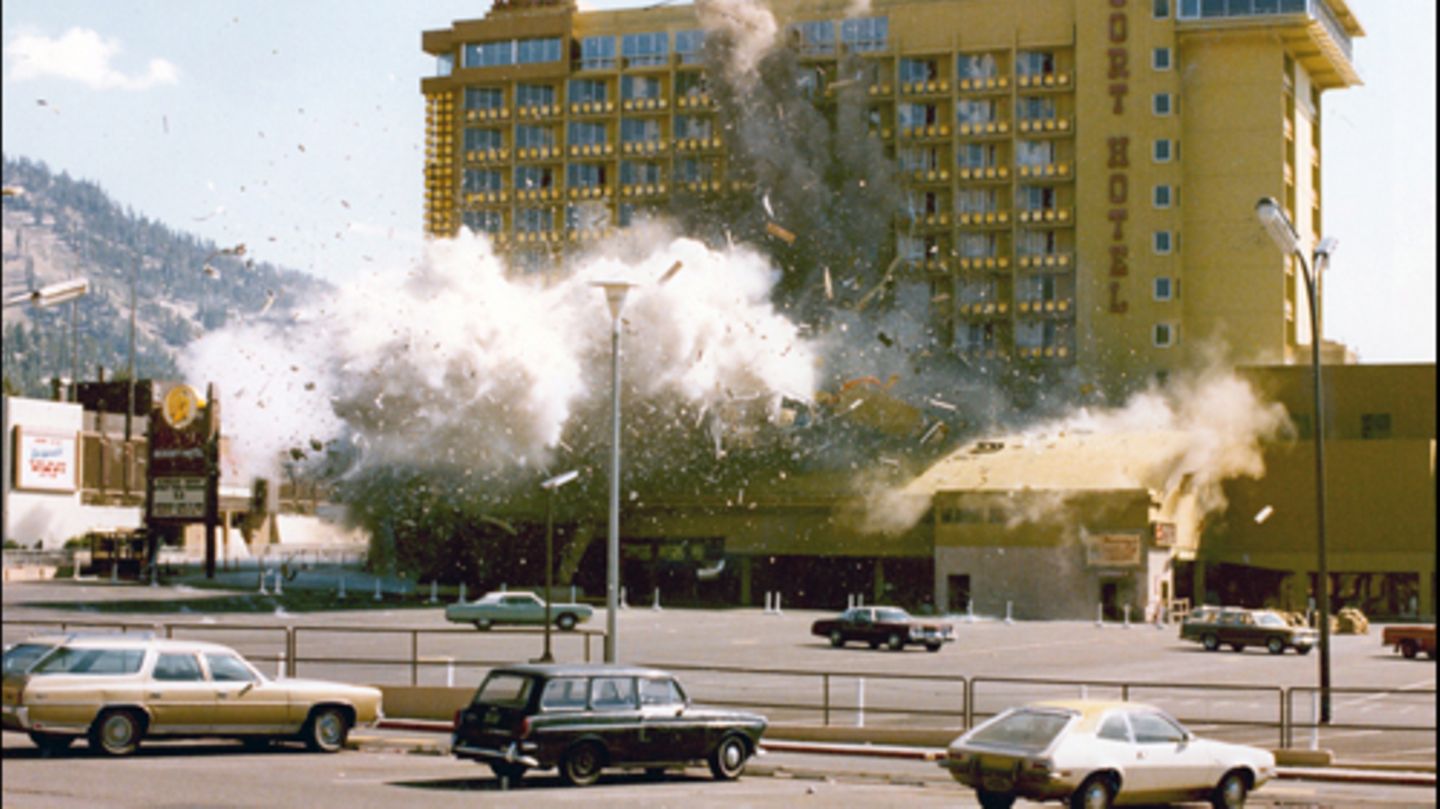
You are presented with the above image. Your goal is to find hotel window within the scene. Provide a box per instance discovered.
[465,87,504,110]
[516,207,553,233]
[1153,231,1174,254]
[516,84,555,108]
[676,72,708,98]
[1153,93,1173,116]
[957,143,997,169]
[960,322,997,350]
[569,79,608,105]
[1153,323,1175,348]
[436,52,454,77]
[620,118,661,144]
[1022,274,1057,302]
[1018,185,1056,213]
[514,165,554,191]
[905,190,944,218]
[675,30,706,64]
[1153,138,1174,162]
[567,163,607,189]
[839,16,888,53]
[622,32,669,67]
[792,20,835,55]
[956,52,997,81]
[464,128,504,151]
[462,210,502,233]
[568,121,607,147]
[898,146,941,172]
[676,158,714,183]
[898,102,940,129]
[464,41,514,68]
[1017,96,1056,121]
[899,57,940,83]
[1361,413,1392,440]
[958,232,997,258]
[515,125,554,149]
[956,98,996,125]
[1153,0,1169,18]
[620,160,663,186]
[462,169,503,193]
[565,202,610,232]
[1018,229,1058,256]
[622,75,662,101]
[580,36,616,70]
[1153,276,1173,301]
[1153,184,1173,208]
[955,188,997,215]
[1015,140,1054,167]
[1152,47,1172,70]
[618,203,637,227]
[1016,50,1056,77]
[674,114,712,140]
[958,278,998,306]
[517,38,562,65]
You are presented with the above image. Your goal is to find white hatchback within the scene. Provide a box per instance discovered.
[942,700,1275,809]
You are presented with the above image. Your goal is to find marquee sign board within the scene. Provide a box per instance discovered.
[1085,532,1142,568]
[12,427,79,493]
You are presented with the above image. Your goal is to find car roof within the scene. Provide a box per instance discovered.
[1022,699,1163,730]
[484,591,537,598]
[491,663,675,679]
[22,634,240,655]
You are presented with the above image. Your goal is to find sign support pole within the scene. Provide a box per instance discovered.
[204,383,219,580]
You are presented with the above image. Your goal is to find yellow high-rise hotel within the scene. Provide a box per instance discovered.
[421,0,1363,395]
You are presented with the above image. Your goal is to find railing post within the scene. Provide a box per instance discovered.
[1281,688,1289,749]
[411,630,420,687]
[823,673,830,726]
[286,626,296,678]
[965,678,974,729]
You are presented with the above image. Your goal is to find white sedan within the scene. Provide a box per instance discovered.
[444,591,594,631]
[942,700,1275,809]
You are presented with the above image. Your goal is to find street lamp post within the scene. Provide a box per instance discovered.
[4,278,89,400]
[535,470,580,664]
[593,281,634,664]
[1255,197,1338,725]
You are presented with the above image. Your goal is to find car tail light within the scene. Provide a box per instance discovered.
[517,716,531,738]
[1026,758,1053,775]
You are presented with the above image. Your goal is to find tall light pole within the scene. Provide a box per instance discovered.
[593,281,634,663]
[4,278,89,399]
[1255,196,1338,725]
[535,469,579,664]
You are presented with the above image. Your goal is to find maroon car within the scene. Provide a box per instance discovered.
[811,606,955,652]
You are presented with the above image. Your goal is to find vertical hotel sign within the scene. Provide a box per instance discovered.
[13,427,79,492]
[1106,0,1131,314]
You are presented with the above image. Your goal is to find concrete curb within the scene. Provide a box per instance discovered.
[364,721,1435,786]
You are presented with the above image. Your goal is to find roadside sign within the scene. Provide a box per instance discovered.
[152,476,207,520]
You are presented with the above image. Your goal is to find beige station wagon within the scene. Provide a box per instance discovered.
[1,634,382,756]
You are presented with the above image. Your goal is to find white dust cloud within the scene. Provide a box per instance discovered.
[696,0,780,91]
[180,226,819,481]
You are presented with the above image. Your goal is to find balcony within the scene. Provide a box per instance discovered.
[1017,207,1073,225]
[908,168,952,185]
[1015,298,1073,316]
[1014,344,1072,360]
[900,124,952,141]
[567,186,611,200]
[1016,117,1072,135]
[1177,0,1360,88]
[464,108,511,122]
[515,145,560,161]
[621,97,669,113]
[675,136,723,152]
[956,210,1010,228]
[956,76,1008,93]
[956,121,1009,137]
[1015,162,1072,180]
[956,166,1010,183]
[465,148,512,163]
[1016,253,1073,270]
[1014,72,1072,90]
[955,256,1011,272]
[514,187,562,202]
[957,300,1011,318]
[567,143,615,158]
[621,140,670,156]
[620,183,668,198]
[516,104,560,120]
[675,93,714,109]
[569,101,616,116]
[901,79,951,96]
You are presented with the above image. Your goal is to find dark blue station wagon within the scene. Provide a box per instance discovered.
[451,663,767,786]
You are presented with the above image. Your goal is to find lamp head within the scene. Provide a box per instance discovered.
[1314,237,1339,259]
[31,277,90,307]
[1255,197,1301,256]
[592,281,635,322]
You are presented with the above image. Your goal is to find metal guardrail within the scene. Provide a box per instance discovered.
[4,618,1433,752]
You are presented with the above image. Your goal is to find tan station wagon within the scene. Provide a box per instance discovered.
[1,634,382,756]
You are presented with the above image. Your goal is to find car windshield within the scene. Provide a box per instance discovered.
[1256,612,1286,627]
[967,709,1072,751]
[876,608,911,622]
[2,643,54,675]
[475,671,534,707]
[31,646,146,675]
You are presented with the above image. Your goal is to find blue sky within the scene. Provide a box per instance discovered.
[2,0,1433,363]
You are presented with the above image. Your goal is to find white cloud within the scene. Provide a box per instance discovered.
[5,27,178,91]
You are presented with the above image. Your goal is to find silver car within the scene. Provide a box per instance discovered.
[444,591,594,631]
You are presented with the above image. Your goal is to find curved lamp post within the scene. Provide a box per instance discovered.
[534,469,579,664]
[4,278,90,400]
[1255,196,1338,725]
[593,281,634,664]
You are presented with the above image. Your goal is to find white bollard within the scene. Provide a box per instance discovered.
[1005,601,1013,624]
[111,561,119,583]
[373,578,383,601]
[966,601,975,623]
[652,588,662,611]
[457,582,466,603]
[430,581,438,604]
[445,657,455,688]
[1096,603,1105,627]
[500,582,507,593]
[774,592,783,616]
[1122,604,1131,629]
[1309,691,1320,751]
[337,575,347,600]
[856,677,866,728]
[273,570,284,597]
[1154,604,1166,630]
[620,586,629,610]
[763,592,773,614]
[259,568,270,595]
[570,585,577,603]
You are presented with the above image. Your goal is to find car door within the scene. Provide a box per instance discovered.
[1121,709,1196,802]
[205,652,293,733]
[504,594,543,623]
[849,609,877,643]
[588,676,641,763]
[147,651,216,733]
[636,676,696,762]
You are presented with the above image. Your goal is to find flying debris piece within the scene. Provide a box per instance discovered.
[162,115,169,134]
[289,448,306,461]
[879,457,900,467]
[854,255,903,312]
[926,397,958,411]
[828,78,857,91]
[919,421,945,445]
[0,186,24,197]
[823,267,834,300]
[257,290,277,316]
[931,292,951,303]
[36,99,47,106]
[761,193,775,219]
[298,143,306,152]
[764,222,796,244]
[202,264,221,279]
[479,515,517,535]
[1254,505,1274,524]
[876,331,894,347]
[304,381,316,391]
[309,438,324,452]
[341,200,351,209]
[658,260,684,285]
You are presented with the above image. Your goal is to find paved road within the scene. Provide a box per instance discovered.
[5,578,1434,764]
[2,733,1434,808]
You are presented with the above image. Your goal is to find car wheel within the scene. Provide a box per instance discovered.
[1267,637,1286,655]
[28,732,74,755]
[829,630,845,648]
[489,761,527,783]
[1211,769,1249,809]
[708,734,749,780]
[1070,774,1116,809]
[1229,643,1245,653]
[1203,633,1220,651]
[1400,640,1419,659]
[868,641,880,650]
[1296,644,1313,655]
[560,741,605,787]
[89,709,145,757]
[975,789,1017,809]
[926,642,942,653]
[302,706,351,753]
[887,633,904,651]
[474,619,493,631]
[556,613,578,631]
